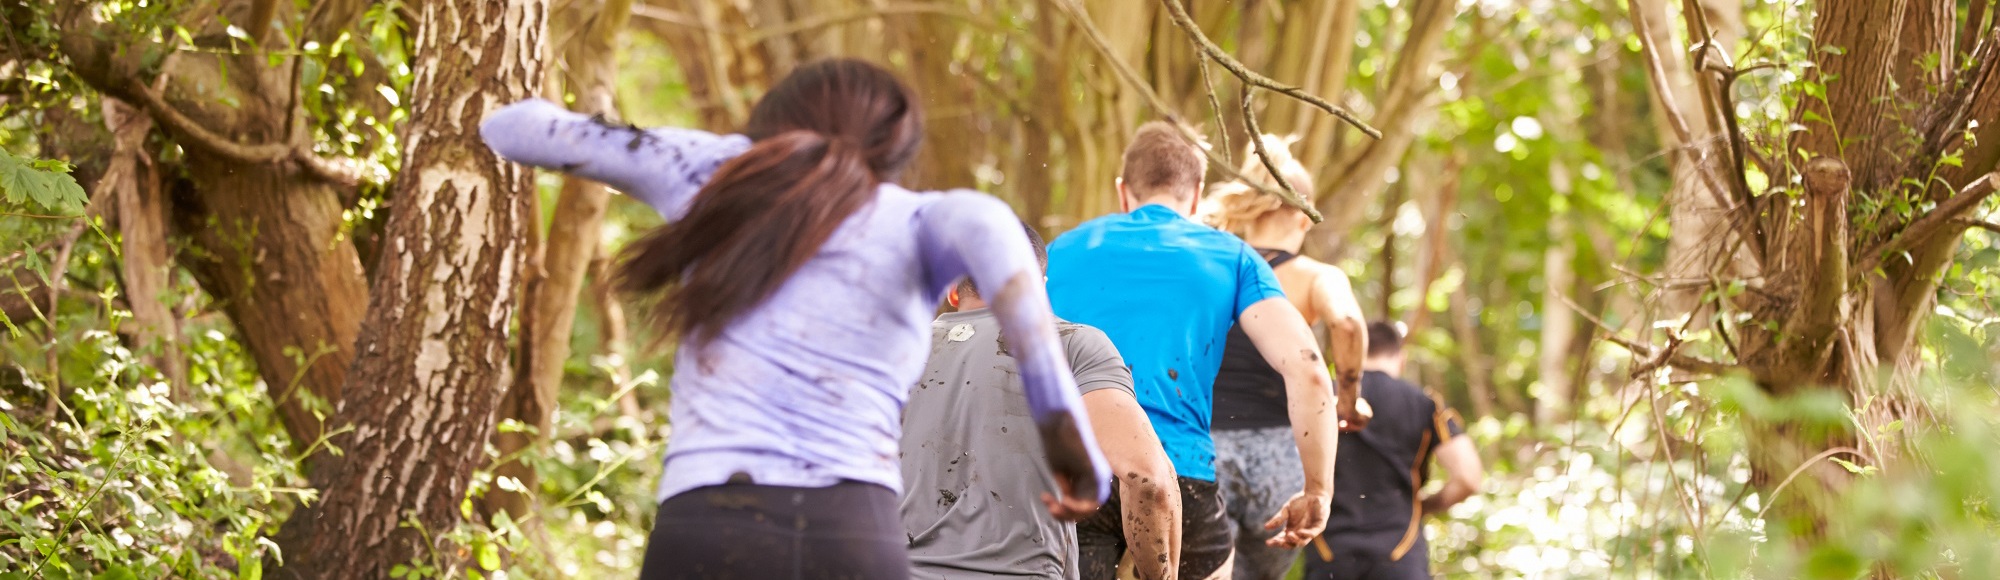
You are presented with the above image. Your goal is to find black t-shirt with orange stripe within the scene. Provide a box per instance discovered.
[1324,371,1465,549]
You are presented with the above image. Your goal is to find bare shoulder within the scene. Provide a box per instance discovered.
[1288,255,1353,285]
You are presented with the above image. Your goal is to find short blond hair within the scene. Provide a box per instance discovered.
[1120,121,1206,200]
[1197,134,1315,235]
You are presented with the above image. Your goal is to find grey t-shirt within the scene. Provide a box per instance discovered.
[901,309,1135,579]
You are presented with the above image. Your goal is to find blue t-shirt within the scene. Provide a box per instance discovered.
[1046,204,1286,481]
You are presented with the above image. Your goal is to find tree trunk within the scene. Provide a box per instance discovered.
[56,4,371,450]
[1619,0,2000,549]
[487,0,632,522]
[101,98,186,390]
[273,0,545,575]
[175,148,367,448]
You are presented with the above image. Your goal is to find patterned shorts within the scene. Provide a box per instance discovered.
[1214,426,1307,580]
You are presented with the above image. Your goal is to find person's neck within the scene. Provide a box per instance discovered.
[1242,225,1306,253]
[1362,358,1399,376]
[1132,195,1190,216]
[957,296,990,311]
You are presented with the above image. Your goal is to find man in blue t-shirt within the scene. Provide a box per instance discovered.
[1050,122,1352,580]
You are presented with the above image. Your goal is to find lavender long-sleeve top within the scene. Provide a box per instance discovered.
[479,100,1108,503]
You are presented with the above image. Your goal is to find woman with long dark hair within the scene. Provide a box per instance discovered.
[480,59,1107,579]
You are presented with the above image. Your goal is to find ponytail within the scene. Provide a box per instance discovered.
[619,131,879,345]
[618,58,922,347]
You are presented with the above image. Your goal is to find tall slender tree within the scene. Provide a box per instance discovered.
[271,0,545,574]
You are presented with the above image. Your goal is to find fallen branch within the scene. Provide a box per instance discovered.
[1157,0,1380,139]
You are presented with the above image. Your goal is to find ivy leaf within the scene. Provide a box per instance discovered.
[0,149,88,215]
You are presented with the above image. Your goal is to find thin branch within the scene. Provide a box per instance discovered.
[124,76,362,189]
[124,81,288,162]
[1754,447,1866,523]
[1046,0,1323,221]
[1557,290,1733,376]
[0,212,86,220]
[1239,89,1317,221]
[1860,170,2000,276]
[1155,0,1381,139]
[1628,1,1764,268]
[1194,40,1230,168]
[1956,218,2000,234]
[742,3,1032,53]
[629,3,702,29]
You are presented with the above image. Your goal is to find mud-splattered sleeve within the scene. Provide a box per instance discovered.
[478,99,752,221]
[917,191,1111,500]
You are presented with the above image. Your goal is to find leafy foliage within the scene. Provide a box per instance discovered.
[0,150,86,216]
[3,0,1999,577]
[0,256,306,578]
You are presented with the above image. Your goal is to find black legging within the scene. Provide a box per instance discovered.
[638,481,909,580]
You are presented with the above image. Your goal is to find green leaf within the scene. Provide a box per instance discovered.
[1881,419,1904,435]
[0,149,88,214]
[1830,457,1876,475]
[93,565,137,580]
[476,542,500,571]
[389,564,409,579]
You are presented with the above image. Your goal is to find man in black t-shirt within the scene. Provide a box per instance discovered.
[1305,322,1483,580]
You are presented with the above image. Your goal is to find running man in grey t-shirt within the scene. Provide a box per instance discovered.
[902,224,1183,580]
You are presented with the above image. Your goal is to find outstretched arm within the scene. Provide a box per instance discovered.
[917,192,1110,511]
[1309,262,1369,430]
[1239,298,1339,549]
[478,99,752,220]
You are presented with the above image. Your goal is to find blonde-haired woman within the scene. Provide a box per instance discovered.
[1199,136,1368,580]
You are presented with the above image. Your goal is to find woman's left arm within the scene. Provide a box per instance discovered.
[479,99,751,220]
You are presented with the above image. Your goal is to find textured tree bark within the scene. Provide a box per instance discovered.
[100,99,186,391]
[487,0,632,522]
[273,0,545,575]
[1657,0,2000,549]
[1791,0,1906,190]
